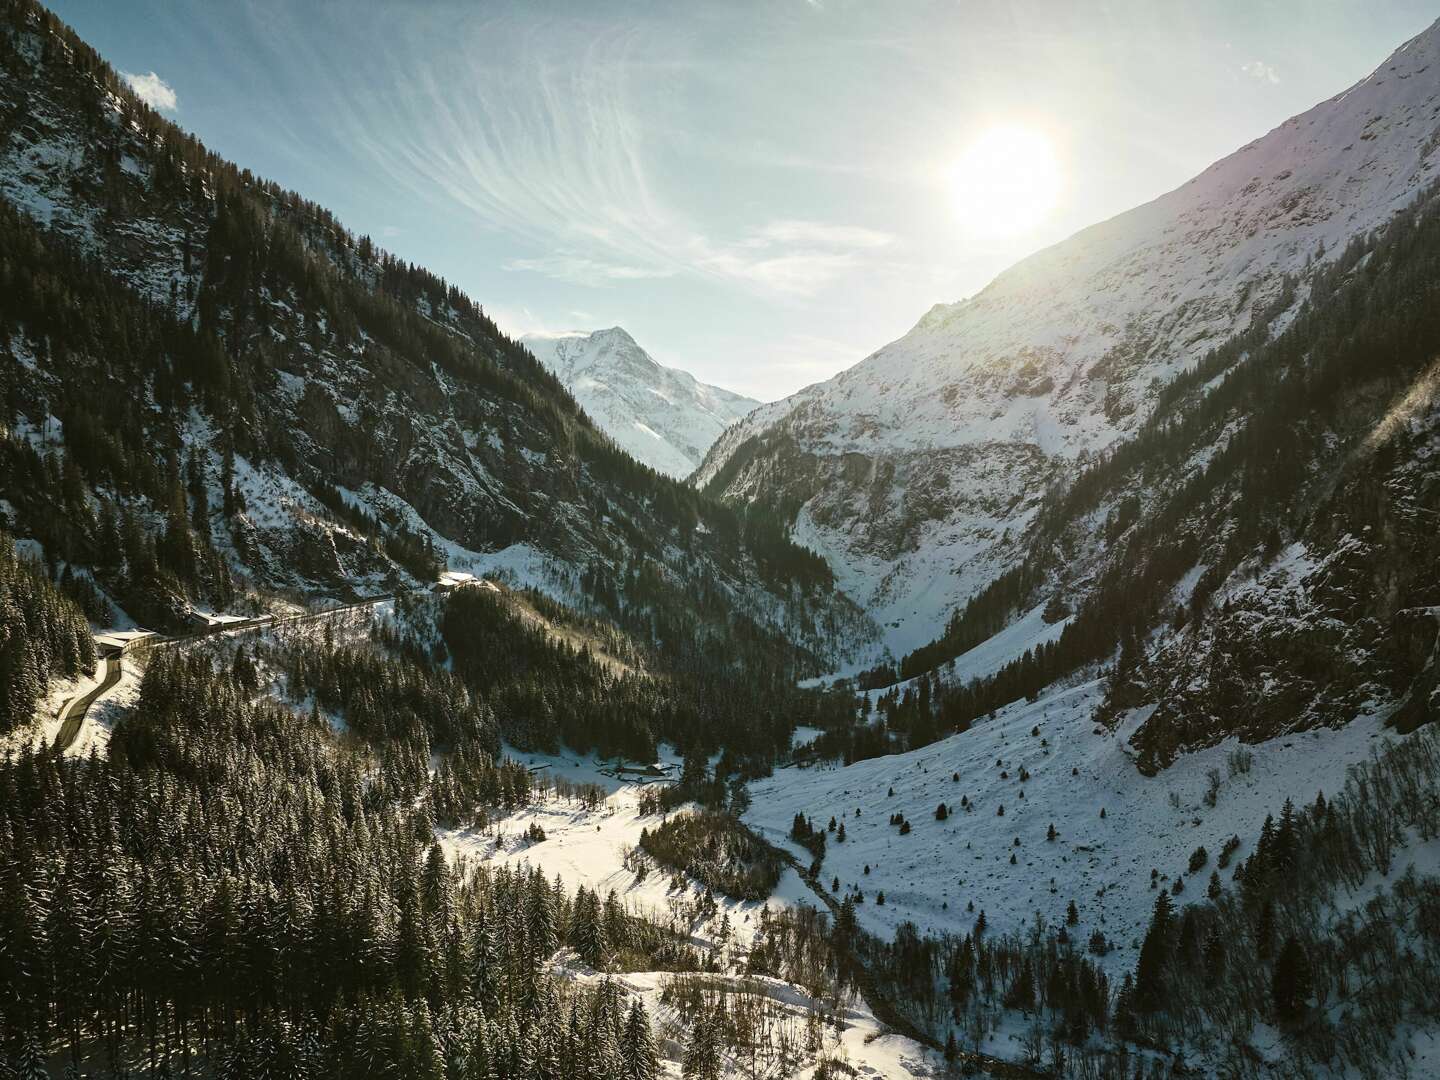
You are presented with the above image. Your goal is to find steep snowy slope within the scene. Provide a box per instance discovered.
[699,18,1440,657]
[522,328,758,479]
[746,673,1440,1074]
[748,679,1401,968]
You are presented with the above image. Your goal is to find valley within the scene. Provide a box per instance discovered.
[4,2,1440,1078]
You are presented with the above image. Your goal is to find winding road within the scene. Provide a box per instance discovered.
[52,654,125,751]
[48,583,463,753]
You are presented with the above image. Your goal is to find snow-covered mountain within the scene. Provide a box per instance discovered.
[521,327,758,479]
[698,18,1440,658]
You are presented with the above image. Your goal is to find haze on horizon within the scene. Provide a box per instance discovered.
[48,0,1438,402]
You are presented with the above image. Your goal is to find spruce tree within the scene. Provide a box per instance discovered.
[1134,890,1173,1013]
[621,1000,659,1080]
[682,1011,722,1080]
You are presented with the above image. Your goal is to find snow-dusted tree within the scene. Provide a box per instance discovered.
[621,1000,659,1080]
[682,1010,723,1080]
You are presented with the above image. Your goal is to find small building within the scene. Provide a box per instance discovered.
[613,761,675,778]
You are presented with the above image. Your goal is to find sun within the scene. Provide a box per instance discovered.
[948,124,1062,235]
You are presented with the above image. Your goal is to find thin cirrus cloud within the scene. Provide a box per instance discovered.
[695,219,896,297]
[502,253,676,287]
[506,219,895,296]
[743,220,894,251]
[276,7,895,302]
[121,70,178,111]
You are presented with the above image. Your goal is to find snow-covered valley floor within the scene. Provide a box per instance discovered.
[439,745,943,1079]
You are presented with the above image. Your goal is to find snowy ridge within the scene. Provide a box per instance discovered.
[698,18,1440,656]
[522,327,758,479]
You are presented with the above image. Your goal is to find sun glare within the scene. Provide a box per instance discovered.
[948,124,1062,235]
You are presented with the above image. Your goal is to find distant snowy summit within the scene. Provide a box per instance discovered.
[521,327,758,479]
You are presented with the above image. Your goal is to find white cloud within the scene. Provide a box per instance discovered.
[710,331,859,400]
[486,304,557,340]
[1241,60,1280,85]
[745,220,894,251]
[310,17,895,304]
[501,218,887,298]
[502,219,892,298]
[698,247,862,298]
[503,254,676,287]
[121,70,178,112]
[697,219,897,297]
[764,332,859,382]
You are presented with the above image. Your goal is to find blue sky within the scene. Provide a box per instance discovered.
[50,0,1437,401]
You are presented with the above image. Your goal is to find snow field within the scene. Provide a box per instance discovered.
[745,677,1407,975]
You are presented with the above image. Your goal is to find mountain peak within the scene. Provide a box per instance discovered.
[520,327,757,478]
[1387,15,1440,62]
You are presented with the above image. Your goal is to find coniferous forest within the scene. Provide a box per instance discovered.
[0,595,763,1078]
[7,0,1440,1077]
[0,535,95,732]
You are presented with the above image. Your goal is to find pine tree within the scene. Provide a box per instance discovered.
[527,873,558,958]
[12,1033,47,1080]
[421,842,452,919]
[682,1010,722,1080]
[1274,798,1297,874]
[570,887,608,970]
[1203,925,1226,986]
[1005,959,1036,1011]
[1255,899,1275,960]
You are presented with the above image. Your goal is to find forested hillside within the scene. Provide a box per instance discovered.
[0,0,871,681]
[0,531,94,732]
[0,635,686,1077]
[0,581,877,1077]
